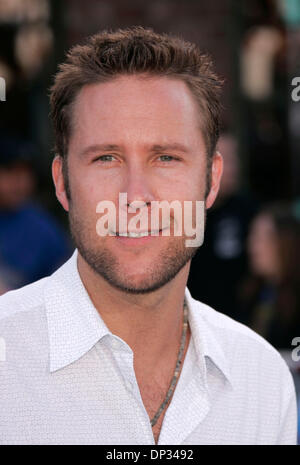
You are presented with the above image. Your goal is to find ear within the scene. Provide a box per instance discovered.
[205,151,223,209]
[52,155,69,212]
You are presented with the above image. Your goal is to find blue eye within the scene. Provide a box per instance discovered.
[95,155,116,162]
[159,155,177,162]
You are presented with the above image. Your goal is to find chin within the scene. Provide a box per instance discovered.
[115,275,158,291]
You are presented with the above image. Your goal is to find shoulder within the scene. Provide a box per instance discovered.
[194,300,298,444]
[0,276,48,323]
[199,300,273,344]
[0,277,51,379]
[190,297,297,430]
[191,297,294,380]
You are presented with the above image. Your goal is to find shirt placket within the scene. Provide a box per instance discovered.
[109,335,155,444]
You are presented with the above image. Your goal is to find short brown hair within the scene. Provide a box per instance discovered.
[49,26,223,173]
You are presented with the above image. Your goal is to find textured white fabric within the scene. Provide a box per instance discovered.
[0,249,297,445]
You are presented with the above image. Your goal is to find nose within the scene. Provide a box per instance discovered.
[119,163,156,213]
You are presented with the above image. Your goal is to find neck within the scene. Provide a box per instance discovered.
[77,252,191,367]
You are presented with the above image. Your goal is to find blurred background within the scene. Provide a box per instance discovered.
[0,0,299,442]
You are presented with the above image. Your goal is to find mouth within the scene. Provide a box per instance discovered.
[110,226,169,239]
[109,226,171,242]
[115,229,161,238]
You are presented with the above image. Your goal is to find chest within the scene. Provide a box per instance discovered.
[133,330,192,443]
[137,378,173,444]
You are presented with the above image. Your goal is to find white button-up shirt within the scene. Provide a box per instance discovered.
[0,249,297,445]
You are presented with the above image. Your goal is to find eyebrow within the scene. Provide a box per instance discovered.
[79,143,191,158]
[79,144,121,159]
[149,143,190,154]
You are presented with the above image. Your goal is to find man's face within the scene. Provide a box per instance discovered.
[53,75,222,293]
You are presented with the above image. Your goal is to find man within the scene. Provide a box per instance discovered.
[0,27,297,445]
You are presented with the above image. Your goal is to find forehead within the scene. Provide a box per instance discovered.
[70,75,203,145]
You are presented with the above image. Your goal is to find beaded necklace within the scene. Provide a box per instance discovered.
[150,299,189,427]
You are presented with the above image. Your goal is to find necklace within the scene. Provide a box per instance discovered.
[150,298,189,427]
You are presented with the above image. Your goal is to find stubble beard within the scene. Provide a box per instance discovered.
[68,201,203,295]
[63,154,207,294]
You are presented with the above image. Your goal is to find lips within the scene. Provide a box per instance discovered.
[112,227,170,237]
[115,229,162,237]
[118,231,154,237]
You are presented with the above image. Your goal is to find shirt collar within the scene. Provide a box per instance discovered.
[185,287,234,390]
[44,249,233,389]
[44,249,110,372]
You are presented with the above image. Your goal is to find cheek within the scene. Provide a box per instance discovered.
[70,168,117,206]
[164,169,205,201]
[186,176,206,201]
[75,182,97,206]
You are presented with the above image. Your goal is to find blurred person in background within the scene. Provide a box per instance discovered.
[238,203,300,349]
[0,134,73,293]
[188,132,258,320]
